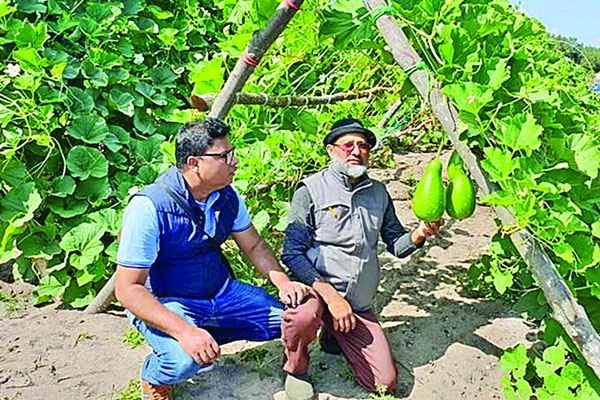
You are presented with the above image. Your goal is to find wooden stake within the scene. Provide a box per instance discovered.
[208,0,305,119]
[364,0,600,377]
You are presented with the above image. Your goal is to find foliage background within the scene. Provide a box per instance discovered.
[1,0,600,397]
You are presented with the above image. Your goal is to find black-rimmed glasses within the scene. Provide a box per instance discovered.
[201,147,236,165]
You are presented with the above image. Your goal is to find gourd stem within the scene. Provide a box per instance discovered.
[435,136,446,160]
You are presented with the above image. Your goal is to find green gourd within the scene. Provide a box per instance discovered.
[412,159,445,222]
[446,169,476,219]
[447,150,464,181]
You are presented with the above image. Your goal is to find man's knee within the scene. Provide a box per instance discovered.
[159,346,200,382]
[376,368,397,393]
[282,307,321,332]
[359,368,397,393]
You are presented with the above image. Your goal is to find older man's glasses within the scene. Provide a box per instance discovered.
[333,141,371,155]
[201,147,236,165]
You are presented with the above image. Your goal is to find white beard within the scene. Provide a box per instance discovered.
[332,155,368,178]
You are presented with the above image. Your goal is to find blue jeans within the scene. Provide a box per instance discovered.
[127,278,284,385]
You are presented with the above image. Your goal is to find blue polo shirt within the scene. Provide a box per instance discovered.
[117,188,252,269]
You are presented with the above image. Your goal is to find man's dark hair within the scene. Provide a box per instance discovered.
[175,118,231,169]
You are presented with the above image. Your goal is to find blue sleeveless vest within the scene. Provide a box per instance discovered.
[135,166,238,299]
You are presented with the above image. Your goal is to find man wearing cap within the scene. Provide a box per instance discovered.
[279,118,443,399]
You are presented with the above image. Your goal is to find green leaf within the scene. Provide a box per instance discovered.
[66,146,108,179]
[150,67,177,90]
[49,175,76,197]
[66,114,109,144]
[592,221,600,239]
[147,4,173,19]
[189,56,225,94]
[481,147,517,182]
[104,125,131,152]
[486,57,510,90]
[0,0,17,18]
[109,89,135,117]
[137,165,158,184]
[560,362,583,389]
[500,344,528,378]
[0,182,42,227]
[492,267,513,295]
[16,21,48,49]
[67,87,95,114]
[132,135,165,163]
[0,160,27,187]
[570,134,600,179]
[134,108,156,134]
[87,209,120,235]
[60,222,106,270]
[498,114,542,155]
[13,47,43,72]
[253,210,269,233]
[18,234,61,259]
[16,0,46,14]
[294,111,318,134]
[441,82,494,115]
[74,177,111,203]
[47,196,89,218]
[34,274,70,305]
[81,60,108,87]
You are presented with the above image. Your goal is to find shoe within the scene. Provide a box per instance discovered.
[141,380,172,400]
[319,329,342,355]
[284,374,315,400]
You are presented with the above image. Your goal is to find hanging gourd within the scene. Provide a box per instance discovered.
[446,167,476,220]
[412,158,446,222]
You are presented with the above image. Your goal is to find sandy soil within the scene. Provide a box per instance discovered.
[0,151,533,400]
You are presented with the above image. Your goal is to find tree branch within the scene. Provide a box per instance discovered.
[191,88,393,111]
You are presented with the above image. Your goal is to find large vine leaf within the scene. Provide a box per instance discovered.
[66,146,108,179]
[0,159,27,187]
[49,175,76,197]
[66,114,109,144]
[87,209,120,235]
[498,114,543,156]
[570,134,600,180]
[18,234,61,260]
[74,177,112,203]
[60,222,106,270]
[46,196,89,218]
[0,182,42,226]
[109,88,135,117]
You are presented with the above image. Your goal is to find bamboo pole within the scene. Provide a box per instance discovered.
[85,0,304,314]
[363,0,600,377]
[208,0,304,119]
[191,87,392,111]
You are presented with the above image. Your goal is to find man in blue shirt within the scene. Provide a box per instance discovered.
[115,118,309,400]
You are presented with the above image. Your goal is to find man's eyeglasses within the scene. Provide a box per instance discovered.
[333,141,371,155]
[201,147,236,165]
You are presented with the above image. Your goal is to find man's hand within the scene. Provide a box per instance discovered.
[277,280,311,308]
[327,293,356,333]
[177,326,221,365]
[411,219,444,244]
